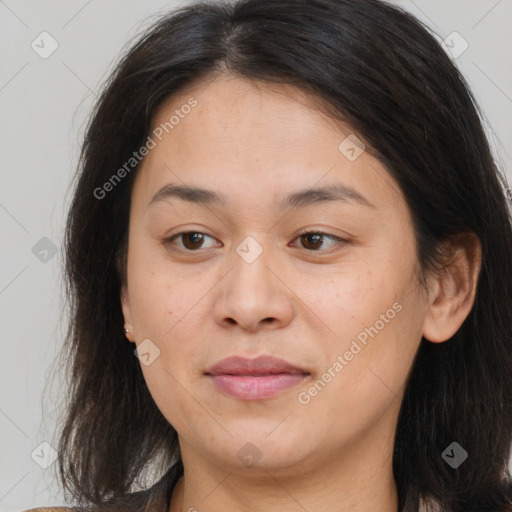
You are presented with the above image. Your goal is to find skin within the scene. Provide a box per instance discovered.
[121,73,481,512]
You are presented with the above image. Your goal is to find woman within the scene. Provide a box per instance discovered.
[26,0,512,511]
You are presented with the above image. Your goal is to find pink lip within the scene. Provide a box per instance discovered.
[205,355,310,401]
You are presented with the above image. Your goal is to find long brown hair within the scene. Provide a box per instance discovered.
[56,0,512,511]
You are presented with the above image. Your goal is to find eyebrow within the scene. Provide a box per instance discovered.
[148,182,375,210]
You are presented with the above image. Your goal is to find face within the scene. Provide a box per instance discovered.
[121,74,429,475]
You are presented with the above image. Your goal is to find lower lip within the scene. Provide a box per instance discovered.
[207,373,309,400]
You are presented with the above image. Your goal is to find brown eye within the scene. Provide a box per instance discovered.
[165,231,218,251]
[163,230,347,254]
[294,231,347,252]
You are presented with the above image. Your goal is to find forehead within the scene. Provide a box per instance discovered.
[153,73,346,144]
[132,74,404,215]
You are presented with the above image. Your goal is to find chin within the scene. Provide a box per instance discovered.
[211,428,314,469]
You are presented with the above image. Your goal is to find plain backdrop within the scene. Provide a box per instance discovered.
[0,1,511,510]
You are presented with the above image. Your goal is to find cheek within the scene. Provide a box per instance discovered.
[127,240,199,336]
[141,361,201,436]
[298,299,418,445]
[307,259,419,399]
[127,245,216,376]
[294,264,404,348]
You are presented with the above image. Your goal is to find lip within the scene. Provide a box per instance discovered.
[206,355,308,376]
[205,355,310,401]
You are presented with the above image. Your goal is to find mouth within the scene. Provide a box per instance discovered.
[205,355,310,401]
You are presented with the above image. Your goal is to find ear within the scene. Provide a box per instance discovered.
[121,283,135,343]
[422,232,482,343]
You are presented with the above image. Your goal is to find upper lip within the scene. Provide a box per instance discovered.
[205,355,310,376]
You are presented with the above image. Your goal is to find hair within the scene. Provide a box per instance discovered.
[56,0,512,511]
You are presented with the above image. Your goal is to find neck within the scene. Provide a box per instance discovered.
[169,423,399,512]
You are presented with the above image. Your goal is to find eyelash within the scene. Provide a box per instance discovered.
[163,230,348,254]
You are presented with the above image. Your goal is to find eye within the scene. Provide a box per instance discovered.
[164,231,219,251]
[291,230,347,252]
[163,230,347,253]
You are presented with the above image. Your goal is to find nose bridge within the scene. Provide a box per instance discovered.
[229,234,275,299]
[214,233,294,331]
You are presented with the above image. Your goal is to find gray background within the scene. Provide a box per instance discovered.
[0,1,511,510]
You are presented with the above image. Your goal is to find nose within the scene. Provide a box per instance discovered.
[212,238,295,333]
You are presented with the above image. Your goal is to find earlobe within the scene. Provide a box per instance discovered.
[121,284,135,342]
[422,233,482,343]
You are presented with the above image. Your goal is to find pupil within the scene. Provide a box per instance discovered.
[185,232,203,249]
[304,234,321,250]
